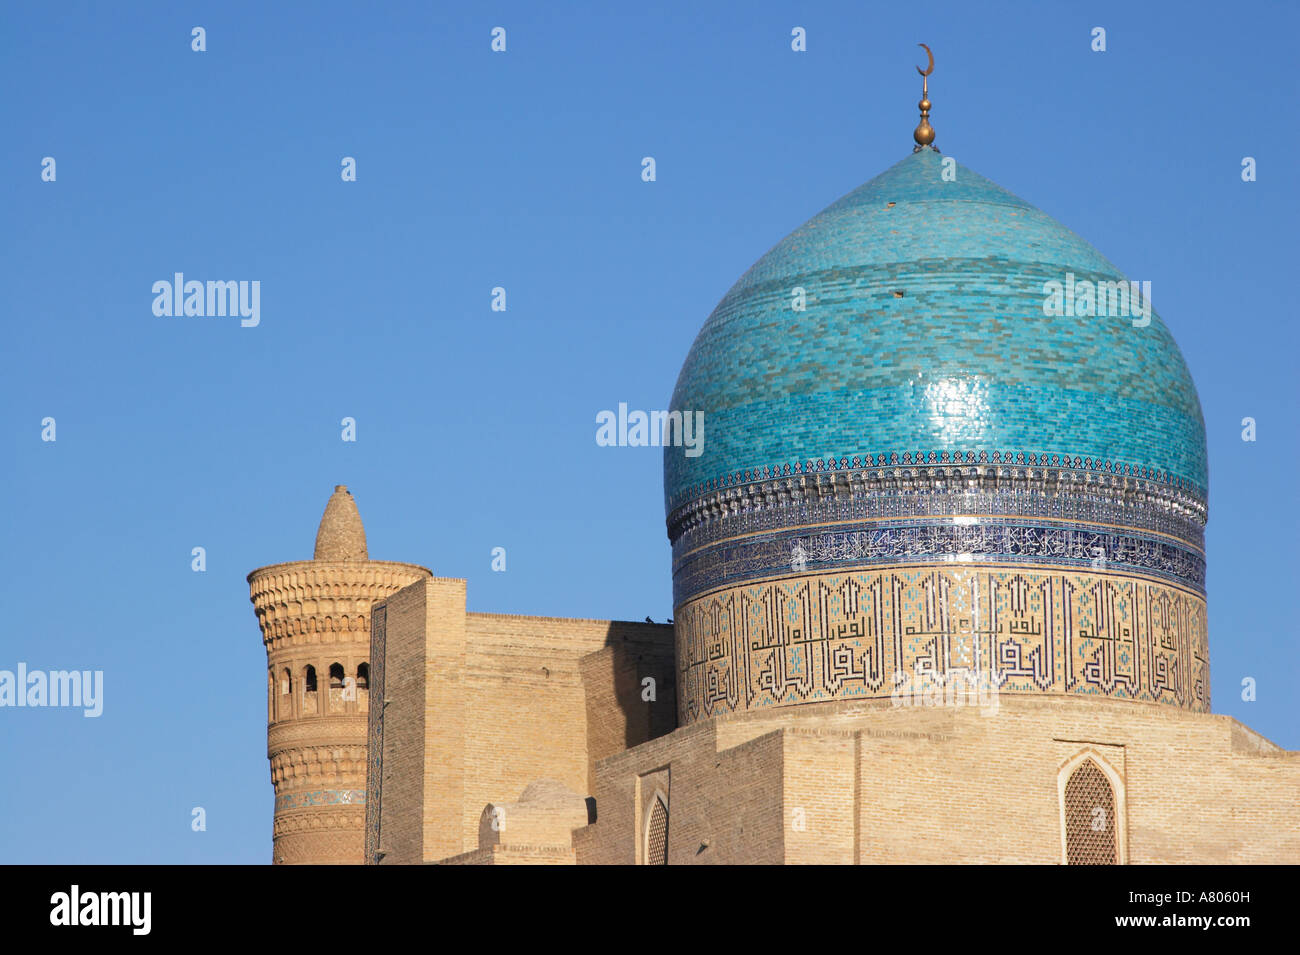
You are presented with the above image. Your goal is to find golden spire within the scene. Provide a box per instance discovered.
[913,43,936,150]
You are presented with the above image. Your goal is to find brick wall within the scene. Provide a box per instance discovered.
[456,615,673,853]
[575,721,787,864]
[372,578,429,864]
[367,576,674,862]
[573,696,1298,864]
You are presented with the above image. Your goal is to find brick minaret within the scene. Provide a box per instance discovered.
[248,485,429,864]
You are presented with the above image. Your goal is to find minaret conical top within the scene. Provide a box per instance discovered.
[313,484,368,560]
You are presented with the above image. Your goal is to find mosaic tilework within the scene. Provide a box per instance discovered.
[276,789,366,811]
[675,521,1204,607]
[670,464,1204,547]
[669,453,1205,532]
[663,148,1208,513]
[364,604,386,865]
[675,566,1208,723]
[668,462,1206,604]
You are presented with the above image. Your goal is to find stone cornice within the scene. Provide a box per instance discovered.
[269,744,369,788]
[247,558,432,585]
[249,560,431,648]
[273,805,364,838]
[268,716,366,751]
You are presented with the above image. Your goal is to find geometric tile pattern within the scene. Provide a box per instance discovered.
[275,789,366,811]
[675,566,1208,724]
[673,514,1205,605]
[669,461,1207,605]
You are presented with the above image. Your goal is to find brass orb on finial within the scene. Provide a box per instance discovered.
[913,121,935,147]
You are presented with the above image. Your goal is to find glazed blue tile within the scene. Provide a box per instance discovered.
[664,149,1207,513]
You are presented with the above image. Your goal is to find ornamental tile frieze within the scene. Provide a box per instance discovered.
[672,520,1206,605]
[675,567,1208,724]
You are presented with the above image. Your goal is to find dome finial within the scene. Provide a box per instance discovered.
[913,43,936,151]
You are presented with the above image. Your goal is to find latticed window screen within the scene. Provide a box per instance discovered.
[646,798,668,866]
[1064,760,1118,864]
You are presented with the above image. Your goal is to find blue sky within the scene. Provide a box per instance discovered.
[2,0,1295,862]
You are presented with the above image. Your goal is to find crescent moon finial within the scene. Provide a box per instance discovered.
[912,43,936,150]
[916,42,934,77]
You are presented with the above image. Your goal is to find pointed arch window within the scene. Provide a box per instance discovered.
[1059,752,1125,864]
[645,793,668,866]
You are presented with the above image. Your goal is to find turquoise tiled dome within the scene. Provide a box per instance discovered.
[664,148,1207,514]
